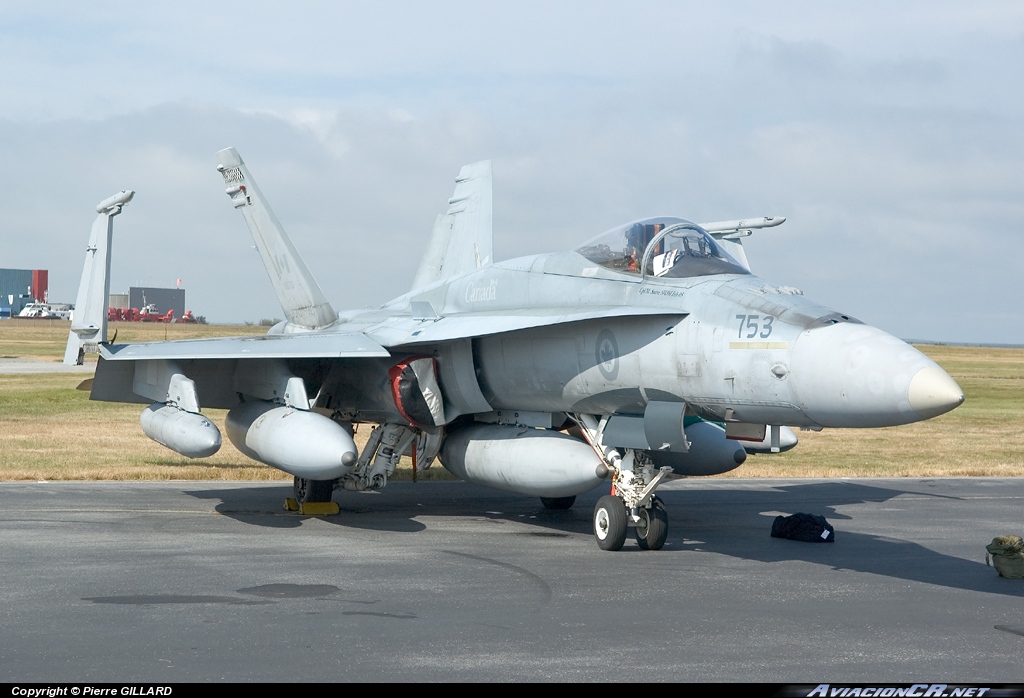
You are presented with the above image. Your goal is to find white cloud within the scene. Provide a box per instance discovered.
[0,3,1020,342]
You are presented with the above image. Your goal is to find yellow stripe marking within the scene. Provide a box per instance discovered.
[729,342,790,350]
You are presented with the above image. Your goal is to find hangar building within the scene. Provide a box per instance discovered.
[128,287,185,318]
[0,269,48,318]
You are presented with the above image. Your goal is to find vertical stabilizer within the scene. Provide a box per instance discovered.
[411,160,492,290]
[216,147,338,330]
[63,190,134,365]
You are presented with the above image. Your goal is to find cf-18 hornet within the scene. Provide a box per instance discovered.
[68,149,964,550]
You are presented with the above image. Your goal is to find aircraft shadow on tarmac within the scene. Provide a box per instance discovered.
[658,481,1024,599]
[184,480,1022,598]
[185,485,429,533]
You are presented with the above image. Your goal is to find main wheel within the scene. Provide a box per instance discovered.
[293,477,334,504]
[635,497,668,550]
[593,495,627,551]
[540,495,576,510]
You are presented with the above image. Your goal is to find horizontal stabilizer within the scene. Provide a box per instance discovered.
[411,161,493,290]
[216,148,338,330]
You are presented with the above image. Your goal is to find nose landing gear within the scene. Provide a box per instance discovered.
[592,481,670,552]
[572,413,673,552]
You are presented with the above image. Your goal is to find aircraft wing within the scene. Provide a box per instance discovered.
[89,307,680,411]
[100,332,390,361]
[97,306,683,360]
[375,305,687,346]
[90,331,391,410]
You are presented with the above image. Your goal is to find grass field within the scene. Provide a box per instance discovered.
[0,319,1020,480]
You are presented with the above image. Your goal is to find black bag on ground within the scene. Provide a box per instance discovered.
[771,512,835,543]
[986,535,1024,579]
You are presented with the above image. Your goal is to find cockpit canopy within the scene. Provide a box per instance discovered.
[574,217,749,279]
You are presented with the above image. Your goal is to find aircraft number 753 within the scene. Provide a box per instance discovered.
[736,314,774,339]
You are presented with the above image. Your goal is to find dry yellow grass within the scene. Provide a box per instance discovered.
[2,321,285,480]
[0,320,1019,480]
[0,318,266,362]
[0,371,448,481]
[0,373,285,481]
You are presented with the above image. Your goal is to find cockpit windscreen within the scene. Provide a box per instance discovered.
[574,217,749,279]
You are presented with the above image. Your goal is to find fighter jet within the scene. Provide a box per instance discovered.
[71,148,964,551]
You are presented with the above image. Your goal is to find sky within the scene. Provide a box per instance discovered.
[0,2,1021,343]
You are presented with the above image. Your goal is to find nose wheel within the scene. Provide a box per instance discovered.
[635,497,668,550]
[594,495,628,551]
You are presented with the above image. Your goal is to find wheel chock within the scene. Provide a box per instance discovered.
[284,498,339,515]
[299,501,340,515]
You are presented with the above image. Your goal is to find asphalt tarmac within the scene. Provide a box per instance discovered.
[1,478,1022,682]
[0,357,94,374]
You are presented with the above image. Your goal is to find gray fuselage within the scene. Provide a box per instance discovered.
[302,245,962,431]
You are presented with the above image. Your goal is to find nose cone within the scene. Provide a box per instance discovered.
[908,365,965,420]
[790,323,964,428]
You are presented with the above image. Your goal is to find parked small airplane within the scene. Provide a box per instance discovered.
[69,149,963,550]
